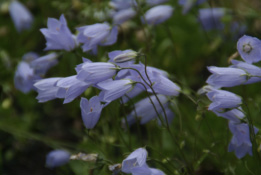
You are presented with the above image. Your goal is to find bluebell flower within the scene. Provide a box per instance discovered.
[77,23,118,54]
[144,5,174,25]
[9,1,33,32]
[30,53,58,75]
[40,14,76,51]
[230,60,261,84]
[228,121,258,159]
[146,0,169,6]
[213,108,245,123]
[97,79,135,102]
[76,62,117,84]
[121,85,144,104]
[206,66,247,88]
[46,150,70,168]
[110,0,137,10]
[198,8,225,31]
[80,96,103,129]
[22,52,39,62]
[14,61,40,93]
[122,148,148,173]
[237,35,261,64]
[112,8,136,24]
[178,0,207,14]
[56,76,91,104]
[207,89,242,111]
[230,21,246,40]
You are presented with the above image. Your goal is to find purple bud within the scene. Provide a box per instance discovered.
[46,150,70,168]
[112,8,136,24]
[144,5,174,25]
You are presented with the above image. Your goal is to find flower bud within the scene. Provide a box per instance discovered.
[113,51,137,63]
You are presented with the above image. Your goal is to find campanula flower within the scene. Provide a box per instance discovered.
[206,66,247,88]
[144,5,174,25]
[30,53,58,75]
[80,96,103,129]
[46,150,70,168]
[207,89,242,111]
[76,62,117,84]
[77,23,118,54]
[40,14,76,51]
[121,85,144,104]
[9,1,33,32]
[230,60,261,84]
[146,0,169,6]
[112,8,136,24]
[237,35,261,64]
[213,108,245,123]
[228,121,258,159]
[22,52,39,62]
[97,79,134,102]
[179,0,207,14]
[14,62,40,93]
[122,148,148,173]
[198,8,225,31]
[110,0,137,10]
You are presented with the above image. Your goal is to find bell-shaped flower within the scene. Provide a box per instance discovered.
[9,1,33,32]
[121,85,144,104]
[14,61,40,93]
[122,148,148,173]
[110,0,137,10]
[213,108,245,123]
[46,150,70,168]
[40,14,76,51]
[206,66,248,88]
[22,52,39,63]
[198,8,225,31]
[97,79,135,102]
[30,53,58,75]
[179,0,207,14]
[143,5,174,25]
[146,0,169,6]
[112,8,136,24]
[80,96,103,129]
[230,60,261,84]
[76,62,117,84]
[77,23,118,54]
[237,35,261,64]
[228,121,258,159]
[206,89,242,111]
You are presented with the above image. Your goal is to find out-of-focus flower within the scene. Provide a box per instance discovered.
[230,21,246,40]
[22,52,39,62]
[9,1,33,32]
[146,0,169,6]
[80,96,103,129]
[46,150,70,168]
[179,0,207,14]
[237,35,261,64]
[228,122,258,159]
[77,23,118,54]
[40,14,76,51]
[230,60,261,84]
[97,79,134,102]
[143,5,174,25]
[30,53,58,75]
[213,108,244,123]
[110,0,137,10]
[206,66,247,88]
[206,89,242,111]
[76,62,117,84]
[112,8,136,24]
[14,62,40,93]
[198,8,225,31]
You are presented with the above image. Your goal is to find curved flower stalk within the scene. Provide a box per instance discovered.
[46,150,70,168]
[9,1,33,32]
[77,23,118,54]
[143,5,174,25]
[40,14,76,51]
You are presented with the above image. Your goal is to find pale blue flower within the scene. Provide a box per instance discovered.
[213,108,244,123]
[179,0,207,14]
[80,96,103,129]
[206,66,247,88]
[146,0,169,6]
[112,8,136,24]
[30,53,58,75]
[9,1,33,32]
[198,8,225,31]
[40,14,76,51]
[110,0,137,10]
[237,35,261,64]
[46,150,70,168]
[144,5,174,25]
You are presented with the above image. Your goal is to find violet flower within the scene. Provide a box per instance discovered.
[30,53,58,75]
[40,14,76,51]
[198,8,225,31]
[112,8,136,24]
[80,96,103,129]
[9,1,33,32]
[206,66,247,88]
[144,5,174,25]
[77,23,118,54]
[179,0,207,14]
[146,0,169,6]
[237,35,261,64]
[46,150,70,168]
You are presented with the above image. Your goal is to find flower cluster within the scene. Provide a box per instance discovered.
[202,35,261,158]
